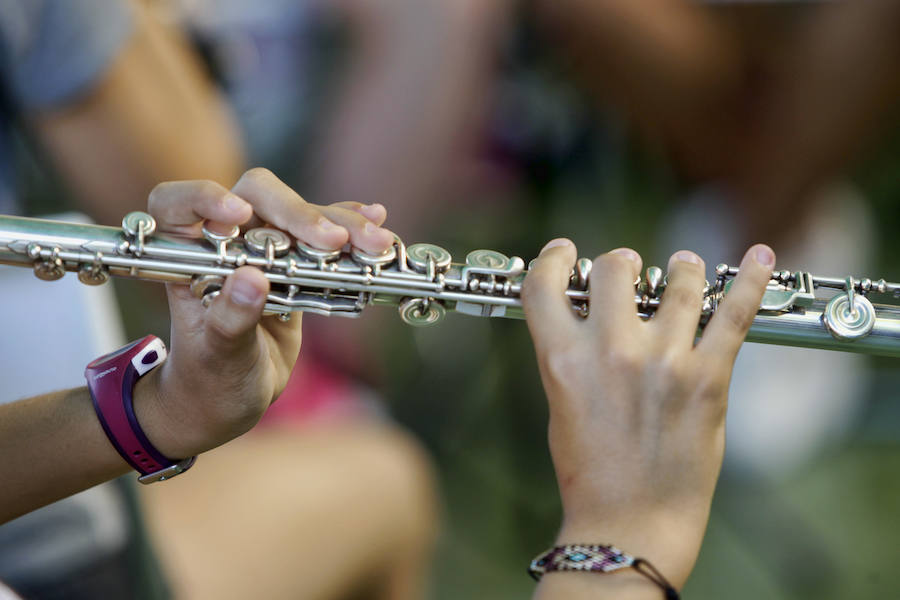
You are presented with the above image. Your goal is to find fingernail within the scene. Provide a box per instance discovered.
[230,278,262,306]
[671,250,702,265]
[359,203,385,220]
[609,248,640,263]
[540,238,571,253]
[754,245,775,267]
[225,193,248,211]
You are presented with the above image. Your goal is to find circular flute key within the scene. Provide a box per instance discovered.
[398,297,445,326]
[296,240,342,263]
[202,224,240,245]
[465,249,508,269]
[122,212,157,238]
[823,293,876,341]
[190,274,225,299]
[78,264,109,286]
[34,257,65,281]
[244,227,292,257]
[406,243,451,274]
[352,245,397,267]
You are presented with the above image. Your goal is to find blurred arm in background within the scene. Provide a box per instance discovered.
[534,0,900,247]
[733,0,900,244]
[26,0,244,225]
[313,0,512,238]
[533,0,745,185]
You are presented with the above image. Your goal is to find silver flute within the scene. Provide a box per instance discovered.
[2,211,899,358]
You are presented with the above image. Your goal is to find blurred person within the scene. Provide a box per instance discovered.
[0,171,779,600]
[0,2,435,599]
[533,0,900,247]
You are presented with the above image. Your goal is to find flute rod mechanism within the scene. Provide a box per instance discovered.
[1,212,899,358]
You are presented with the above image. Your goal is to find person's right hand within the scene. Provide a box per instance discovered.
[522,241,775,594]
[134,168,394,460]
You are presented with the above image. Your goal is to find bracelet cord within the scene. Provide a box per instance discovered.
[528,544,679,599]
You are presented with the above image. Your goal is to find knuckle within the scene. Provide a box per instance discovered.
[196,180,225,203]
[650,349,690,387]
[697,371,729,402]
[664,285,700,311]
[603,346,642,378]
[206,310,246,343]
[242,167,275,184]
[147,181,173,212]
[540,343,585,386]
[723,302,756,333]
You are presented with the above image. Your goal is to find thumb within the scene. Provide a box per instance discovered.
[204,266,269,356]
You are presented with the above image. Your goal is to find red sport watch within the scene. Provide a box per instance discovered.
[85,335,195,484]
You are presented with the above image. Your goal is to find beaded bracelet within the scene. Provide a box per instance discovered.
[528,544,680,599]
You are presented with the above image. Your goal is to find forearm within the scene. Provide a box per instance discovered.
[533,0,742,179]
[0,387,128,524]
[29,0,244,225]
[316,0,508,237]
[0,367,178,523]
[736,0,900,235]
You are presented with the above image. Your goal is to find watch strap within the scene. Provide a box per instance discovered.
[85,335,195,483]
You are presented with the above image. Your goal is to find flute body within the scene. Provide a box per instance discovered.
[1,212,899,358]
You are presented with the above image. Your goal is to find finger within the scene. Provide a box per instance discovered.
[587,248,643,338]
[231,168,349,250]
[328,201,388,227]
[148,180,253,235]
[522,239,580,354]
[318,205,394,255]
[203,266,269,359]
[698,244,775,365]
[651,250,706,349]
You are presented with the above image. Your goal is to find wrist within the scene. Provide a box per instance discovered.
[556,513,706,588]
[132,366,201,460]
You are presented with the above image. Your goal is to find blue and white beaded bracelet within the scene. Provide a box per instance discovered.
[528,544,680,599]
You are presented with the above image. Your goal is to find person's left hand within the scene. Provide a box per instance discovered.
[522,240,774,591]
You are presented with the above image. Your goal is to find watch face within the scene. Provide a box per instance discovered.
[86,339,142,368]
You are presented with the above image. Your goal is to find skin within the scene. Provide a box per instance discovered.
[29,0,245,225]
[0,169,775,598]
[0,168,394,524]
[535,0,900,246]
[523,241,775,598]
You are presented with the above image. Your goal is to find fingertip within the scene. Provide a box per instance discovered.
[361,222,395,253]
[226,267,269,307]
[668,249,703,269]
[748,244,776,269]
[540,238,573,254]
[605,247,643,277]
[358,203,387,224]
[310,218,349,250]
[608,247,640,263]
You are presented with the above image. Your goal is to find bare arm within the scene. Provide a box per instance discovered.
[532,0,744,181]
[314,0,510,237]
[0,387,130,523]
[523,241,774,598]
[26,0,244,225]
[0,169,393,524]
[734,0,900,244]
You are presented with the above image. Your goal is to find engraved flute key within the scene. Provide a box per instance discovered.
[1,211,899,358]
